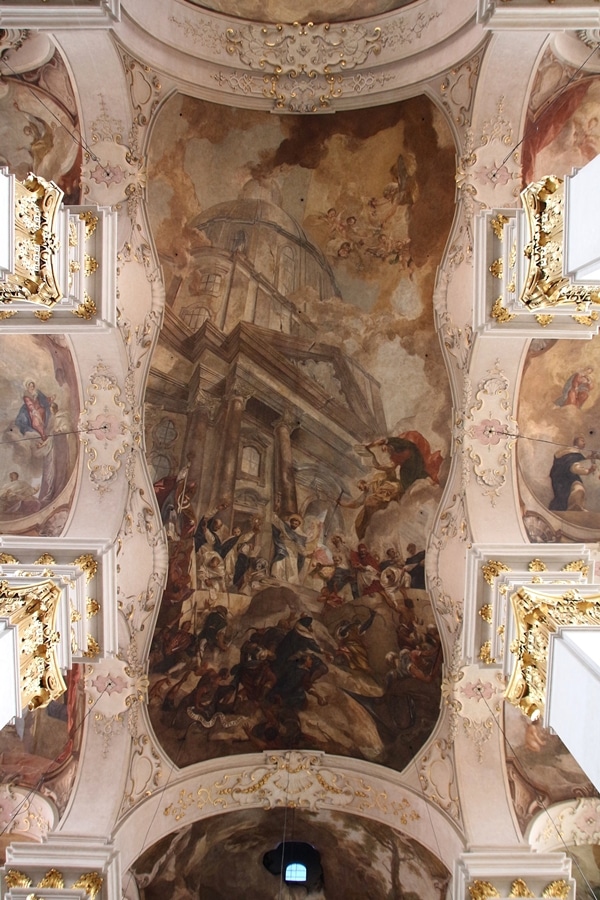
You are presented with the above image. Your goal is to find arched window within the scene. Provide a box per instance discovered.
[180,304,211,332]
[153,417,177,448]
[241,445,260,478]
[285,863,307,883]
[277,245,296,296]
[149,453,172,483]
[200,273,222,296]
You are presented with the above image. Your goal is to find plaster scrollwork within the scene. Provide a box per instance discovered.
[456,665,505,764]
[465,362,517,505]
[438,50,482,130]
[79,362,135,493]
[529,797,600,851]
[385,10,441,50]
[427,536,464,636]
[168,14,228,55]
[120,732,163,817]
[225,21,384,75]
[417,739,462,823]
[83,98,146,214]
[0,783,56,842]
[212,69,259,96]
[85,656,149,757]
[163,751,421,825]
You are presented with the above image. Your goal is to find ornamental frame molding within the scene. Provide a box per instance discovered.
[114,749,465,876]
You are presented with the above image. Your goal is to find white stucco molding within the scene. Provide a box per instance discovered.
[0,1,119,29]
[479,0,600,30]
[463,543,595,666]
[114,0,484,112]
[454,849,573,900]
[1,837,120,900]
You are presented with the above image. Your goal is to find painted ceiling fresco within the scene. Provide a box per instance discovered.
[0,46,82,204]
[184,0,418,24]
[133,806,449,899]
[504,703,596,834]
[144,94,455,770]
[0,667,84,816]
[518,338,600,542]
[0,335,80,537]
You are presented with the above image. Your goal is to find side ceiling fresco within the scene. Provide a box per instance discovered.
[0,335,80,537]
[0,44,84,842]
[519,72,600,543]
[510,63,600,851]
[132,806,449,900]
[144,94,456,769]
[0,43,82,204]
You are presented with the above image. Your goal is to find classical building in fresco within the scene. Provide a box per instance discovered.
[2,2,600,899]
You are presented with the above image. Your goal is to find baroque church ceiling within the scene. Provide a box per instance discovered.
[1,3,600,899]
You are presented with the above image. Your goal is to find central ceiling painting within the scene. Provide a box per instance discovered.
[144,94,455,769]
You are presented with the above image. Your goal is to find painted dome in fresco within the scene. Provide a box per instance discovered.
[184,0,418,24]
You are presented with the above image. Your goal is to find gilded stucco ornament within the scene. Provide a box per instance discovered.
[163,751,420,824]
[225,21,384,74]
[505,586,600,720]
[521,176,600,314]
[0,580,66,711]
[0,174,64,308]
[469,878,569,899]
[469,880,500,899]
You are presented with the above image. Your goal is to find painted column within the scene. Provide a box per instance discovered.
[183,388,219,515]
[210,380,249,515]
[273,408,299,519]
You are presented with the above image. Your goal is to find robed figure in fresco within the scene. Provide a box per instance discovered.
[549,435,598,511]
[16,380,51,440]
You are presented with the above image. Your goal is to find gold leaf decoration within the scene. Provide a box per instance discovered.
[0,309,17,319]
[482,559,510,585]
[490,213,508,239]
[479,604,493,624]
[79,210,99,240]
[510,878,535,897]
[535,314,554,327]
[84,254,98,276]
[0,553,18,564]
[479,640,496,664]
[491,297,515,323]
[542,880,570,899]
[73,554,98,582]
[6,870,33,888]
[72,292,97,320]
[562,559,589,577]
[528,559,547,572]
[34,553,56,565]
[84,636,100,658]
[87,598,101,618]
[489,258,503,278]
[38,869,65,889]
[469,881,500,900]
[34,308,53,321]
[572,311,599,326]
[73,871,104,899]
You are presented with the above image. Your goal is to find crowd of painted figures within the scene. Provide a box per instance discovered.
[148,433,443,763]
